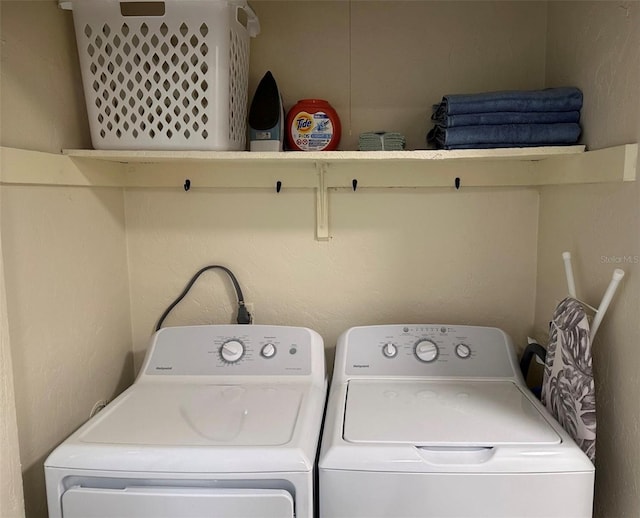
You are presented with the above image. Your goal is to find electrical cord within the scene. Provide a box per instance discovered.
[155,265,252,331]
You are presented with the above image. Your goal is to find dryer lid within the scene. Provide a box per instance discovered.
[343,380,561,446]
[80,383,304,446]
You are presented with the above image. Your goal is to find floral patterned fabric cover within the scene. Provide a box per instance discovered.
[541,297,596,463]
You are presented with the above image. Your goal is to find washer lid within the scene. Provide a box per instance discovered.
[81,383,303,446]
[343,380,561,446]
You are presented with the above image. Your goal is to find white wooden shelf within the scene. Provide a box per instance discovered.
[1,144,636,240]
[60,146,587,163]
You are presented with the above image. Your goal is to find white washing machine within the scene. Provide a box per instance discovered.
[319,324,594,518]
[46,324,326,518]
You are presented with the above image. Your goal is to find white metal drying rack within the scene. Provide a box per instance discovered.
[562,251,625,341]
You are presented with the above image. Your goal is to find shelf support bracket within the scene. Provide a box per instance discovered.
[315,162,329,241]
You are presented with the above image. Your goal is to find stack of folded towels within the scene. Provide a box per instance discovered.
[427,87,582,149]
[359,131,406,151]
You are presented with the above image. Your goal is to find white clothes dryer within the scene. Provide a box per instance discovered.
[319,324,594,518]
[46,324,326,518]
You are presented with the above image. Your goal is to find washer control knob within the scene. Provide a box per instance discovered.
[261,343,277,359]
[415,339,439,363]
[220,340,245,363]
[382,343,398,358]
[455,343,472,359]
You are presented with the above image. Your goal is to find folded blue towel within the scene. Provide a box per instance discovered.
[433,87,583,118]
[443,142,574,150]
[433,110,580,128]
[427,123,581,149]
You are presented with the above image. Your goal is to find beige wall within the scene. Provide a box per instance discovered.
[1,185,133,517]
[1,2,133,516]
[113,0,549,369]
[539,2,640,517]
[126,0,547,370]
[125,187,539,371]
[0,1,90,153]
[249,0,546,150]
[1,4,26,517]
[0,188,25,518]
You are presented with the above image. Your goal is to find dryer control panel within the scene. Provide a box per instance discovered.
[340,325,518,379]
[141,325,323,377]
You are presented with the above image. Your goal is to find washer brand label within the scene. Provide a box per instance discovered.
[352,364,370,368]
[154,366,173,370]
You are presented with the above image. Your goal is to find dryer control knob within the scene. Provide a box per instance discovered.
[220,340,245,363]
[382,343,398,358]
[261,343,277,358]
[455,343,472,359]
[415,339,439,362]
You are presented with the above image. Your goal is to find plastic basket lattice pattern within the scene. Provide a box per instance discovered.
[65,0,259,150]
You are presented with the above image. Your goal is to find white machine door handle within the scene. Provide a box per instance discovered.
[416,446,494,465]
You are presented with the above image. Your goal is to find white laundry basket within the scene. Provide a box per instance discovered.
[61,0,260,150]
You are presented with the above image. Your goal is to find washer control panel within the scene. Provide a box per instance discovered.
[343,325,517,378]
[144,325,318,376]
